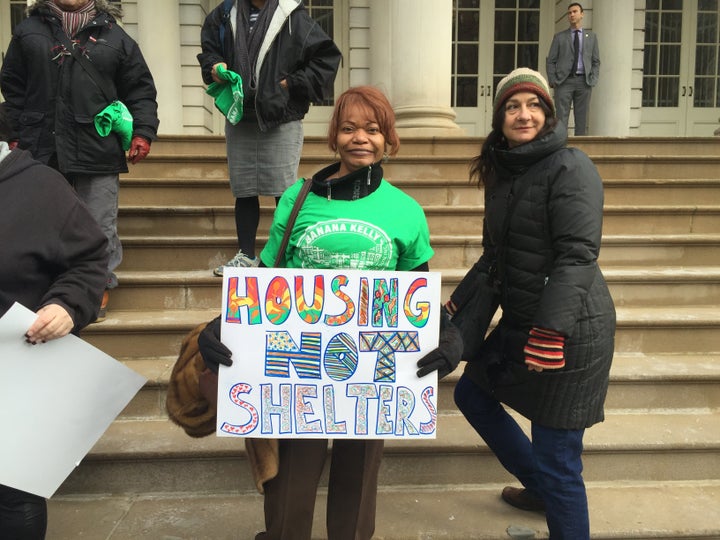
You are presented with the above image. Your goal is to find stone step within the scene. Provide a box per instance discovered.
[118,353,720,421]
[125,152,720,183]
[56,410,720,497]
[108,268,720,312]
[119,175,720,208]
[149,134,720,158]
[116,204,720,237]
[46,480,720,540]
[113,233,720,271]
[81,306,720,359]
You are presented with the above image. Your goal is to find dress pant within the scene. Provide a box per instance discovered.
[454,375,589,540]
[0,484,47,540]
[256,438,384,540]
[553,74,592,136]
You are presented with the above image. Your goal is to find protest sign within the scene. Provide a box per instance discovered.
[217,268,441,439]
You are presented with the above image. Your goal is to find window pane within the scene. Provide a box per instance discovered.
[495,0,516,9]
[494,11,516,41]
[659,44,681,75]
[519,0,541,8]
[457,44,479,75]
[644,45,659,75]
[457,10,480,41]
[694,77,715,107]
[646,0,659,9]
[695,45,717,76]
[494,44,515,74]
[518,11,539,41]
[517,44,538,70]
[696,13,718,43]
[662,0,683,9]
[698,0,718,10]
[457,0,480,8]
[642,77,657,106]
[645,12,659,42]
[455,77,478,107]
[660,13,682,42]
[658,77,679,106]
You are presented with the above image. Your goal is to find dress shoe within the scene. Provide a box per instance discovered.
[501,486,546,512]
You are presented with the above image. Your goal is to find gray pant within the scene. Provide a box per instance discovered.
[553,75,592,136]
[68,173,121,289]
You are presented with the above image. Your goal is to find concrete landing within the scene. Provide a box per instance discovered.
[47,481,720,539]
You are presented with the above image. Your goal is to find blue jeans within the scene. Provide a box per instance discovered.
[454,375,589,540]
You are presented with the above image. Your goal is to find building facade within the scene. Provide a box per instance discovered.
[1,0,718,137]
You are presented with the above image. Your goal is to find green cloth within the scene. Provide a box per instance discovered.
[206,65,244,125]
[94,100,134,150]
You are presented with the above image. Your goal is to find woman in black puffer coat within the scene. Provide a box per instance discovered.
[449,68,616,540]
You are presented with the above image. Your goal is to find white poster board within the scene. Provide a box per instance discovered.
[0,303,146,498]
[217,268,441,439]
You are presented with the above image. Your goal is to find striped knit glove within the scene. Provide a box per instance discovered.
[524,327,565,370]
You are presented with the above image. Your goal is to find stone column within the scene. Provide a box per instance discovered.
[588,0,634,136]
[136,0,184,134]
[370,0,464,136]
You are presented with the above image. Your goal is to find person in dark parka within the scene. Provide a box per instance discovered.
[0,0,159,320]
[448,68,616,540]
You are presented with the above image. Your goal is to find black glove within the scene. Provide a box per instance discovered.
[198,315,233,373]
[416,310,463,380]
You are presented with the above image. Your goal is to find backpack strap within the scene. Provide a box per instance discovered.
[219,0,234,46]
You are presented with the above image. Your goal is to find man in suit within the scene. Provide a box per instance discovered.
[546,3,600,135]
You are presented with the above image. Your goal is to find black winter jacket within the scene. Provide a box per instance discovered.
[197,0,341,131]
[463,123,616,429]
[0,145,108,332]
[0,0,158,174]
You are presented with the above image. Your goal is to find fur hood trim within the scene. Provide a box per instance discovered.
[27,0,123,20]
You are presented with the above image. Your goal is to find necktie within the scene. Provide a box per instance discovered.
[573,30,580,74]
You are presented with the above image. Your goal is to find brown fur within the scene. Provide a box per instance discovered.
[165,321,280,493]
[166,322,217,438]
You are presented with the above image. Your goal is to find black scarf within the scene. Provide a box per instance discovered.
[233,0,279,100]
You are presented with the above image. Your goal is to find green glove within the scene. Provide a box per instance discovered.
[94,100,133,150]
[206,65,244,125]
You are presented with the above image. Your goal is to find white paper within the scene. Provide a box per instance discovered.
[0,303,146,498]
[217,268,441,439]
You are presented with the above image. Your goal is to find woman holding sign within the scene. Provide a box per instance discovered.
[448,68,616,539]
[199,86,462,540]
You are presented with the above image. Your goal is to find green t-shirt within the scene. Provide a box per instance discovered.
[261,179,434,271]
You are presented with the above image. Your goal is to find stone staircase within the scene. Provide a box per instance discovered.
[46,136,720,539]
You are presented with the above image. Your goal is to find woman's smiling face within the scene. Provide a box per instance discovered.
[334,103,386,177]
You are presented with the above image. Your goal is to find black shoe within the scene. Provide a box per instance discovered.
[501,486,546,512]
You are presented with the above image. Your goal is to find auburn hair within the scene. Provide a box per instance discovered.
[327,86,400,156]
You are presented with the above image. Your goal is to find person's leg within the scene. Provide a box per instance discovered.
[531,424,589,540]
[454,375,541,495]
[572,81,592,135]
[553,82,573,134]
[257,438,328,540]
[234,196,260,257]
[0,484,47,540]
[326,439,384,540]
[69,173,120,289]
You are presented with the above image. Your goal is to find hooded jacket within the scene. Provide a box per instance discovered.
[197,0,341,132]
[463,123,616,429]
[0,0,159,174]
[0,144,108,331]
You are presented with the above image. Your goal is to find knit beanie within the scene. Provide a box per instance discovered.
[493,67,555,117]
